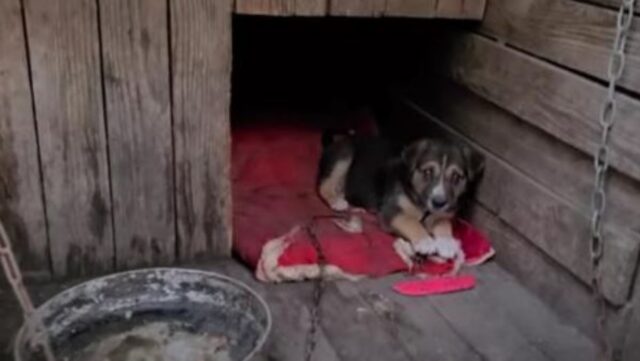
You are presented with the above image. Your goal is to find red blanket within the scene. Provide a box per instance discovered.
[232,115,494,282]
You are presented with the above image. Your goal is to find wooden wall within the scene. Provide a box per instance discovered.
[234,0,486,18]
[396,0,640,357]
[0,0,233,278]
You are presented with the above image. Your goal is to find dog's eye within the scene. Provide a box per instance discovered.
[451,173,464,186]
[423,168,433,178]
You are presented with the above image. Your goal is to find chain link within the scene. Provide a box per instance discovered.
[1,221,57,361]
[591,1,635,360]
[303,215,335,361]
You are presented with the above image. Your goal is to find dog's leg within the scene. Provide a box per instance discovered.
[431,219,464,272]
[389,213,433,255]
[318,156,352,211]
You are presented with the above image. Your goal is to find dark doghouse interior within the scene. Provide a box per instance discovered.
[231,16,444,124]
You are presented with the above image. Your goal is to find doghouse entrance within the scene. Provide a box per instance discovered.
[227,15,599,361]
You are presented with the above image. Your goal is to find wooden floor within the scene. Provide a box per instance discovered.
[0,260,597,361]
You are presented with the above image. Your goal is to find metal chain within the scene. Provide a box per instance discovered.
[0,220,56,361]
[591,1,635,360]
[303,214,339,361]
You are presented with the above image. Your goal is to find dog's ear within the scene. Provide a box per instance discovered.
[461,145,485,180]
[402,139,430,170]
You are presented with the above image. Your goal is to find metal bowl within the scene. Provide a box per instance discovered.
[14,268,271,361]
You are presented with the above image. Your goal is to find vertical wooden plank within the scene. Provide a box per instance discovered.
[171,0,232,261]
[384,0,437,17]
[294,0,327,16]
[330,0,386,17]
[235,0,295,15]
[25,0,113,276]
[435,0,485,19]
[99,0,174,269]
[0,0,49,274]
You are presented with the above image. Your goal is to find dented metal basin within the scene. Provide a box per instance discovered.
[13,268,271,361]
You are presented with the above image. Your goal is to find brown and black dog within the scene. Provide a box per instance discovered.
[317,131,484,265]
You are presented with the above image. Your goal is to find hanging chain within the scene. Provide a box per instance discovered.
[591,1,635,360]
[304,218,326,361]
[0,220,57,361]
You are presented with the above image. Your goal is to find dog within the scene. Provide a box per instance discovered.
[317,131,485,267]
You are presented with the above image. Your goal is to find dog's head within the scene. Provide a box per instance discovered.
[402,138,485,215]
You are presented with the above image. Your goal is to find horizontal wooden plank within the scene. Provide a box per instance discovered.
[469,205,602,339]
[435,0,485,19]
[397,98,640,304]
[235,0,295,15]
[384,0,437,17]
[26,0,114,276]
[585,0,640,14]
[404,77,640,243]
[99,0,175,269]
[351,277,491,361]
[428,263,596,361]
[0,0,49,273]
[479,0,640,93]
[171,0,233,260]
[294,0,327,16]
[443,32,640,183]
[329,0,386,17]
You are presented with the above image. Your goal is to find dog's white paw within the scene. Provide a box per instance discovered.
[393,238,415,268]
[334,216,363,234]
[330,198,349,211]
[414,236,461,260]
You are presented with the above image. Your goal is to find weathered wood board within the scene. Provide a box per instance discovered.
[435,0,485,18]
[235,0,295,15]
[294,0,327,16]
[442,33,640,183]
[329,0,387,17]
[171,0,233,261]
[469,205,601,339]
[0,0,49,274]
[399,98,640,304]
[25,0,114,276]
[405,78,640,242]
[99,0,175,269]
[587,0,640,14]
[480,0,640,94]
[233,0,485,18]
[384,0,437,17]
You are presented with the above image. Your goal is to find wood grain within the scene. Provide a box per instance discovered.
[479,0,640,93]
[430,262,598,361]
[351,277,485,360]
[400,98,640,305]
[171,0,232,261]
[469,205,602,340]
[435,0,486,19]
[25,0,113,276]
[623,272,640,360]
[99,0,174,269]
[384,0,437,17]
[404,78,640,243]
[235,0,295,15]
[443,33,640,183]
[0,0,49,274]
[586,0,640,14]
[329,0,386,17]
[294,0,327,16]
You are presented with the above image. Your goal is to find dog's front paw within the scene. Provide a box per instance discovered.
[330,198,349,211]
[414,236,461,260]
[334,215,363,234]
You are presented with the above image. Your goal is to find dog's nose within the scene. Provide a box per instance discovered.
[430,195,448,210]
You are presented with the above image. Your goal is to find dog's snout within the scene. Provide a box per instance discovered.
[430,195,448,210]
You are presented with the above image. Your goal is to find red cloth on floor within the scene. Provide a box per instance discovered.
[232,115,494,282]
